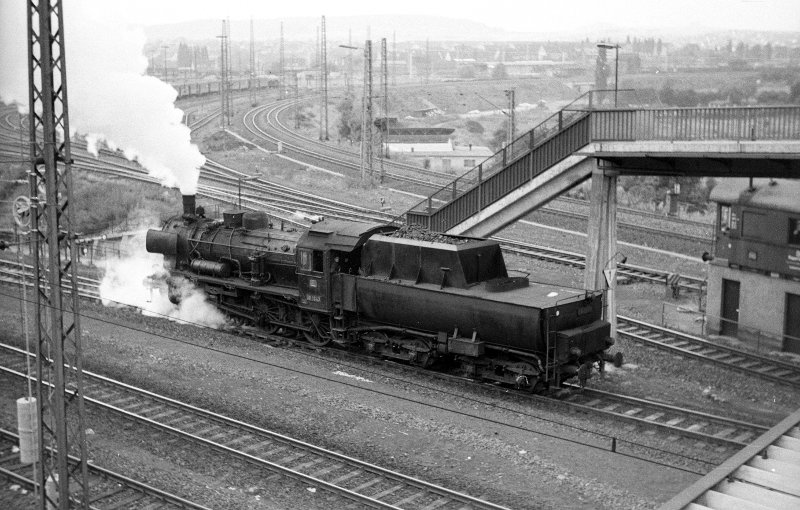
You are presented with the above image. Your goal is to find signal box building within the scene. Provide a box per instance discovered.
[706,179,800,354]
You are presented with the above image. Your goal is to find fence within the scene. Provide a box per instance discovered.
[658,300,800,355]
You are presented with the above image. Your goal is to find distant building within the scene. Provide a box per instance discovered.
[389,139,492,173]
[705,179,800,353]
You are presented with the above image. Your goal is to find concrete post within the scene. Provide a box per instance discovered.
[583,163,618,338]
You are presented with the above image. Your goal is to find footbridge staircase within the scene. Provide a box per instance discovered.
[405,91,800,237]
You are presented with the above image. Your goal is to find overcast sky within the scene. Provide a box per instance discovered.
[125,0,799,33]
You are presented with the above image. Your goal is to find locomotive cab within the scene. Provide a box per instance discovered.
[294,220,398,324]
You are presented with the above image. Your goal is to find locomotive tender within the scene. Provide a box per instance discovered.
[146,195,617,391]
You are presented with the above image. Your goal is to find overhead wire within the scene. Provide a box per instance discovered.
[0,287,712,474]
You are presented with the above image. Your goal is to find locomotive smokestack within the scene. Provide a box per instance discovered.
[182,195,196,216]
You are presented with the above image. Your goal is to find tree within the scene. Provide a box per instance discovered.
[489,128,507,151]
[491,63,508,80]
[336,91,361,141]
[465,120,484,134]
[457,65,476,79]
[790,81,800,104]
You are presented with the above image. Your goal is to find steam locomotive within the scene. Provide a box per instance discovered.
[146,195,618,391]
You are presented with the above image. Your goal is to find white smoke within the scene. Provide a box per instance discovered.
[99,235,227,329]
[0,1,203,194]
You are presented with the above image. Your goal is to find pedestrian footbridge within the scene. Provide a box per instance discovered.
[405,91,800,238]
[403,91,800,337]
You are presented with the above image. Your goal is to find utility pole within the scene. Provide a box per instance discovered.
[217,20,231,127]
[380,37,389,182]
[279,22,285,100]
[392,31,397,86]
[505,88,515,145]
[360,40,373,181]
[319,16,328,140]
[346,28,353,91]
[26,1,90,508]
[249,17,256,106]
[161,44,168,81]
[294,71,300,129]
[425,38,431,84]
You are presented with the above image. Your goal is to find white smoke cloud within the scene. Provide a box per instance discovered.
[0,1,203,193]
[99,235,227,329]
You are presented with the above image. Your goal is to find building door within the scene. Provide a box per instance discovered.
[720,279,740,337]
[785,293,800,354]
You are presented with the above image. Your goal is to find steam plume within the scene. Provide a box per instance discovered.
[98,235,227,329]
[0,1,203,193]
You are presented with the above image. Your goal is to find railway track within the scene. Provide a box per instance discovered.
[3,258,792,394]
[0,427,210,510]
[263,100,715,243]
[0,343,511,510]
[617,317,800,388]
[3,102,711,294]
[0,261,778,452]
[496,237,706,293]
[553,385,767,447]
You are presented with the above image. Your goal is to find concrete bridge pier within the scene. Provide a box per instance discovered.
[583,162,619,339]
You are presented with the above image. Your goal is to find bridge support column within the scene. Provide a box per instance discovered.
[584,163,619,339]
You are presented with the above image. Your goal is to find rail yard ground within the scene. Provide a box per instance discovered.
[2,77,798,508]
[0,270,798,509]
[0,282,797,510]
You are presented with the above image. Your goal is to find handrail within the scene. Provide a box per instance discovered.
[401,92,800,231]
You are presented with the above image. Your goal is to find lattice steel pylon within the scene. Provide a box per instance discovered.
[360,40,373,181]
[319,15,328,141]
[218,20,232,127]
[249,17,257,106]
[26,1,90,508]
[379,37,388,183]
[279,22,285,100]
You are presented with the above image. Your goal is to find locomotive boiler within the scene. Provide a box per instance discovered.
[146,196,618,391]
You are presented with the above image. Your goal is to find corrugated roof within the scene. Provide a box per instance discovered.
[709,179,800,214]
[659,406,800,510]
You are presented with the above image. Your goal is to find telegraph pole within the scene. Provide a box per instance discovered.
[319,16,329,140]
[380,37,389,182]
[346,28,353,91]
[425,38,430,84]
[294,71,300,129]
[249,18,257,106]
[26,1,90,508]
[505,88,515,145]
[360,40,373,181]
[217,20,231,127]
[392,31,397,86]
[161,44,169,80]
[279,22,285,100]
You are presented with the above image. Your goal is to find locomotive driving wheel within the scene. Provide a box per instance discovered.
[256,300,282,335]
[301,312,332,347]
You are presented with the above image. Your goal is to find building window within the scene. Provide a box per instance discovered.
[464,159,476,168]
[719,204,731,231]
[742,211,768,241]
[442,159,451,171]
[790,218,800,246]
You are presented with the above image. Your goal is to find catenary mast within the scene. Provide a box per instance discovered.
[26,1,90,508]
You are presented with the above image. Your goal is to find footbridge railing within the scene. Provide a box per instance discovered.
[405,90,800,232]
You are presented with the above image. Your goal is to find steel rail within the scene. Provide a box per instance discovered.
[0,428,211,510]
[0,343,511,510]
[618,316,800,388]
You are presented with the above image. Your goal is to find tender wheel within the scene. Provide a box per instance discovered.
[612,352,624,368]
[302,312,332,347]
